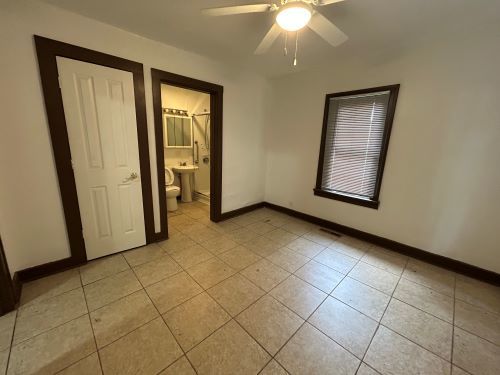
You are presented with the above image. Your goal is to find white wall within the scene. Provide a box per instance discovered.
[265,31,500,273]
[0,0,269,272]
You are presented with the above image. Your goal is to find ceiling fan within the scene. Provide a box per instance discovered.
[202,0,348,65]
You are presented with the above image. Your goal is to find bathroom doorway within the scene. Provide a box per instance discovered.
[151,69,223,240]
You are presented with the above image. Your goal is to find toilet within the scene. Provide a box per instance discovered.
[165,167,181,212]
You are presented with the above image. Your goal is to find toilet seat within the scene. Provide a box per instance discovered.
[166,185,180,192]
[165,167,175,185]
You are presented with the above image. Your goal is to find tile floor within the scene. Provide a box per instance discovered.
[1,201,500,374]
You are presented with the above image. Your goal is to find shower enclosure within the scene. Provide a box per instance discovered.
[192,112,211,202]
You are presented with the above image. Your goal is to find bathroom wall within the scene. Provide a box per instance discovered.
[264,28,500,273]
[0,0,269,273]
[160,84,210,190]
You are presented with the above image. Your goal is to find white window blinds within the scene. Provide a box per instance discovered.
[321,91,390,199]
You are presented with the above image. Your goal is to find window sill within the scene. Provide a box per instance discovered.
[313,188,380,209]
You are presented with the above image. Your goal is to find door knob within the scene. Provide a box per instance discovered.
[123,172,139,182]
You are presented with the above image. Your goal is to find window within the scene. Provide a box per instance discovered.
[314,85,399,209]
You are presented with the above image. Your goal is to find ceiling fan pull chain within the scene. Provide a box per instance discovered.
[293,30,299,66]
[284,32,288,55]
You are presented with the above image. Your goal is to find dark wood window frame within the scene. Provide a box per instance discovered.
[314,84,400,209]
[151,69,223,240]
[31,35,155,280]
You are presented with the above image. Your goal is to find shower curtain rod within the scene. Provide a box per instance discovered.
[192,112,211,117]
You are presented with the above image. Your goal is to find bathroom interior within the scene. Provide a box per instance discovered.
[162,84,211,216]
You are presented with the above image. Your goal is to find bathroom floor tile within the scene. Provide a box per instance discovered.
[455,275,500,314]
[348,261,399,295]
[157,233,197,254]
[159,356,196,375]
[133,255,182,286]
[287,237,325,258]
[80,254,130,285]
[187,320,270,374]
[170,244,214,269]
[361,249,406,276]
[123,243,165,267]
[99,317,183,375]
[260,359,288,375]
[309,297,378,358]
[364,326,449,375]
[207,274,265,316]
[314,248,358,274]
[294,260,344,293]
[332,277,390,321]
[266,247,309,273]
[454,299,500,345]
[227,227,261,244]
[186,257,236,289]
[0,310,16,352]
[146,271,203,313]
[276,323,360,375]
[402,258,455,296]
[58,352,102,375]
[237,295,304,355]
[270,275,327,319]
[90,289,158,348]
[453,327,500,375]
[328,240,368,260]
[84,269,142,311]
[201,235,239,255]
[265,228,298,246]
[302,229,339,246]
[8,315,96,375]
[244,236,282,257]
[218,245,262,270]
[240,259,291,292]
[163,292,230,351]
[246,221,277,235]
[187,226,220,243]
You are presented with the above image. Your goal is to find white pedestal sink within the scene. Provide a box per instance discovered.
[172,165,199,202]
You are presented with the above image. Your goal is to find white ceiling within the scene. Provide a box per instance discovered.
[39,0,500,77]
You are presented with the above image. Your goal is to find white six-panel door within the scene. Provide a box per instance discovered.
[57,57,146,260]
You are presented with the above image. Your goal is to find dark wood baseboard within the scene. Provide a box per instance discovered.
[153,231,169,242]
[219,202,266,221]
[264,202,500,286]
[16,257,85,283]
[12,272,22,304]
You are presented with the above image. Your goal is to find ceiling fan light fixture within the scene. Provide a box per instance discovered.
[276,2,312,32]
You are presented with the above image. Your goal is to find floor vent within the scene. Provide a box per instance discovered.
[319,228,341,237]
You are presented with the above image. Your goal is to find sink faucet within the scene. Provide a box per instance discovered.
[179,161,187,166]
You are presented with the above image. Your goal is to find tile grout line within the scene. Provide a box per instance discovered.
[4,309,18,375]
[450,271,457,374]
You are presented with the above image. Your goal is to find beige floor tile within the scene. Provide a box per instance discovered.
[187,227,220,243]
[451,366,470,375]
[328,240,368,260]
[123,243,165,267]
[14,288,87,345]
[99,317,183,375]
[364,326,449,375]
[455,299,500,345]
[159,356,196,375]
[201,236,239,255]
[164,292,230,351]
[402,259,455,296]
[170,244,214,269]
[80,255,129,285]
[178,222,206,235]
[183,207,210,220]
[348,262,399,295]
[218,245,262,270]
[455,275,500,314]
[302,229,339,246]
[260,359,289,375]
[244,236,282,257]
[146,271,203,313]
[157,233,197,254]
[357,363,380,375]
[381,299,452,360]
[332,277,390,321]
[309,297,378,358]
[133,255,182,286]
[168,214,196,228]
[8,315,96,375]
[264,214,292,228]
[187,320,270,374]
[360,250,406,276]
[237,295,303,355]
[227,227,260,244]
[84,270,142,311]
[207,274,265,316]
[247,221,277,235]
[231,213,261,227]
[186,257,236,289]
[281,220,315,236]
[267,248,309,273]
[314,248,357,274]
[270,275,326,319]
[90,290,158,348]
[58,352,102,375]
[276,323,360,375]
[393,278,453,322]
[0,349,8,375]
[287,238,325,258]
[0,310,16,351]
[209,220,242,234]
[265,228,298,246]
[294,260,344,293]
[240,259,290,292]
[453,327,500,375]
[20,268,81,306]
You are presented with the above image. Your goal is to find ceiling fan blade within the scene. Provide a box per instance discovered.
[308,12,348,47]
[317,0,345,5]
[254,24,281,55]
[202,4,271,16]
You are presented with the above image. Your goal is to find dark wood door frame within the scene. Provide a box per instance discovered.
[29,35,155,281]
[151,69,223,240]
[0,237,18,315]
